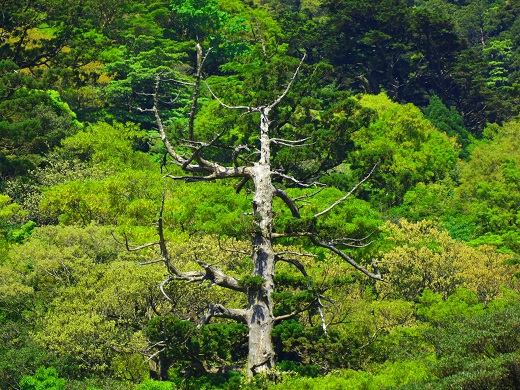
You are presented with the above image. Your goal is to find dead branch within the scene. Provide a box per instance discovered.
[275,255,329,334]
[188,44,212,141]
[327,232,376,248]
[274,298,317,323]
[267,54,306,110]
[205,81,254,111]
[159,276,175,302]
[235,177,250,193]
[275,249,317,258]
[270,137,313,148]
[142,192,248,295]
[293,187,326,202]
[310,236,383,281]
[181,128,227,169]
[316,297,328,336]
[217,237,250,256]
[200,303,248,325]
[272,171,326,188]
[125,237,160,252]
[273,187,301,218]
[138,259,165,266]
[150,74,252,180]
[195,259,246,292]
[314,163,378,218]
[233,145,251,167]
[275,257,309,277]
[163,165,250,182]
[270,231,312,239]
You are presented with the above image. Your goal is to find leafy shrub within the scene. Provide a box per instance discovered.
[135,379,175,390]
[19,366,66,390]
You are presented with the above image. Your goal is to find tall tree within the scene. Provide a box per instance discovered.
[137,52,383,377]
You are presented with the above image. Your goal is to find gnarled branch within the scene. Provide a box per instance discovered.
[274,187,301,218]
[195,259,245,293]
[200,303,248,325]
[150,73,251,180]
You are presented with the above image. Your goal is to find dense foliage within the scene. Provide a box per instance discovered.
[1,0,519,388]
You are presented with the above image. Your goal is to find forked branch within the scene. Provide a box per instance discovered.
[151,74,251,181]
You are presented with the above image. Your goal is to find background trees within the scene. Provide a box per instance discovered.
[1,0,520,388]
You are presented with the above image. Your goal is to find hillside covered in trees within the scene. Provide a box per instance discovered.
[1,0,520,389]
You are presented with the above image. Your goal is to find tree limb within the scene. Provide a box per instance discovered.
[235,177,250,194]
[188,44,212,141]
[182,128,227,169]
[200,303,248,325]
[314,163,378,218]
[273,187,301,218]
[272,171,326,188]
[270,137,312,147]
[151,74,251,180]
[310,236,384,281]
[164,165,250,182]
[275,257,309,277]
[274,298,317,323]
[327,232,376,248]
[267,54,306,110]
[205,81,255,111]
[195,259,246,293]
[293,187,326,203]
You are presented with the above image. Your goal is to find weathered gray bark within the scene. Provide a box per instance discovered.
[245,107,276,374]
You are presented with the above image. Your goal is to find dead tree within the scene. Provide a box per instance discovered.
[139,49,383,377]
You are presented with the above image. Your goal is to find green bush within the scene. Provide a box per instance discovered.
[135,379,175,390]
[19,366,66,390]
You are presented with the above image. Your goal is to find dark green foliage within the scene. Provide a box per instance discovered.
[272,319,372,372]
[424,302,520,389]
[146,317,248,377]
[425,96,472,158]
[239,275,265,289]
[0,86,81,179]
[135,379,175,390]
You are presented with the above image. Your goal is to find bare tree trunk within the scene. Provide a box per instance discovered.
[246,107,276,375]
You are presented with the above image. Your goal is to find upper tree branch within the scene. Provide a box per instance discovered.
[151,74,251,180]
[188,44,212,141]
[267,54,306,110]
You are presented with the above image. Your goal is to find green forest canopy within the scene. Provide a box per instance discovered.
[1,0,520,388]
